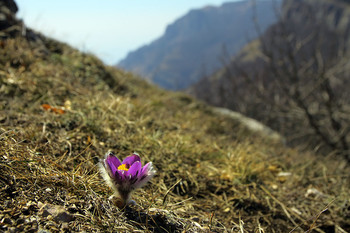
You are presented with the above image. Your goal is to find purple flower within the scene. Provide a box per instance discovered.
[100,151,155,206]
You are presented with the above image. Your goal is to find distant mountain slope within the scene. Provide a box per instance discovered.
[190,0,350,158]
[117,0,281,90]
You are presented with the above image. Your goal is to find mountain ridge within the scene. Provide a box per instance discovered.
[118,0,281,90]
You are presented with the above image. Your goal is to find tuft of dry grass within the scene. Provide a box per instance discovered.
[0,35,349,232]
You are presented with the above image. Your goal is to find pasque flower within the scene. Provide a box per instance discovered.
[100,151,155,206]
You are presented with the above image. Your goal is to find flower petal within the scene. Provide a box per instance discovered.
[105,153,121,177]
[133,162,156,189]
[126,161,141,177]
[139,162,151,177]
[122,154,141,166]
[105,152,122,167]
[105,160,117,178]
[114,170,125,184]
[134,174,154,189]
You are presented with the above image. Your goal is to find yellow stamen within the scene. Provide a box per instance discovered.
[118,164,129,171]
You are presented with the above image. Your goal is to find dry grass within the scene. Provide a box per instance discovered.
[0,35,349,232]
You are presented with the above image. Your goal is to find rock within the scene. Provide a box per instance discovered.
[1,0,18,14]
[305,188,325,198]
[212,107,285,144]
[0,0,22,37]
[0,0,53,52]
[39,203,75,223]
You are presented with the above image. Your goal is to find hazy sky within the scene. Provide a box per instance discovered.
[15,0,238,65]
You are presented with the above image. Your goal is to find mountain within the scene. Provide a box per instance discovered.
[117,0,281,90]
[190,0,350,159]
[1,1,349,232]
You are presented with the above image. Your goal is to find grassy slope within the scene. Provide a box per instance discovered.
[0,36,349,232]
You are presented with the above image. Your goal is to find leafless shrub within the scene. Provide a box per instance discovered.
[220,0,350,160]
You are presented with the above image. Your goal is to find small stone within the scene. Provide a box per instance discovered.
[53,211,74,223]
[39,203,74,223]
[305,188,325,198]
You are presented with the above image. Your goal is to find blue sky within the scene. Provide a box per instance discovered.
[16,0,238,65]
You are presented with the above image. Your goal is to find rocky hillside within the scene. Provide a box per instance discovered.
[118,0,281,90]
[1,1,350,232]
[190,0,350,159]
